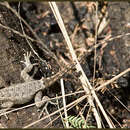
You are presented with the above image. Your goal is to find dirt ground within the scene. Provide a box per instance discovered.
[0,2,129,128]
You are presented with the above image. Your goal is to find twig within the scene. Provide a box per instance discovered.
[44,94,88,128]
[0,2,60,66]
[96,68,130,91]
[106,110,122,128]
[0,23,38,43]
[49,2,101,128]
[60,78,69,128]
[0,21,119,72]
[71,24,79,44]
[93,2,98,86]
[23,95,87,128]
[18,2,46,64]
[0,90,85,117]
[108,32,130,42]
[49,2,114,128]
[107,89,130,113]
[55,94,66,128]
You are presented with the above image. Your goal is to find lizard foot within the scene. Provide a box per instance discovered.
[0,108,9,120]
[38,96,57,119]
[21,51,38,81]
[38,96,57,125]
[21,52,31,66]
[21,52,38,67]
[35,91,57,122]
[0,101,14,120]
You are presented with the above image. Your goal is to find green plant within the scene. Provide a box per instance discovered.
[66,115,96,128]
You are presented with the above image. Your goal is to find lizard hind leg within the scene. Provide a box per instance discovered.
[0,101,14,119]
[34,91,57,122]
[38,96,57,120]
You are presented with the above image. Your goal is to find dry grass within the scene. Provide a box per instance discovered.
[0,1,129,128]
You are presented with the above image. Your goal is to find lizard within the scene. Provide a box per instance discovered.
[0,52,74,117]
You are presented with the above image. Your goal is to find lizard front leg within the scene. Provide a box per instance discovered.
[21,52,38,81]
